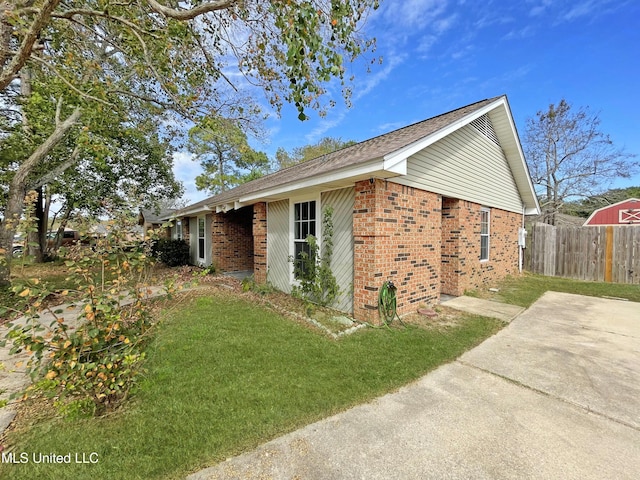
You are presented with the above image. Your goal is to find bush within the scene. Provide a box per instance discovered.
[152,238,190,267]
[1,210,177,416]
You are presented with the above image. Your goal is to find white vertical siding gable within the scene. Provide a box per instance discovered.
[395,119,523,213]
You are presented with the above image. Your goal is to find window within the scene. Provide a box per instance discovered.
[174,220,183,240]
[197,217,205,261]
[293,200,316,277]
[480,208,490,261]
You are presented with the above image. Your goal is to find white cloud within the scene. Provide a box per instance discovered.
[563,0,603,21]
[384,0,449,29]
[528,0,553,17]
[172,151,209,205]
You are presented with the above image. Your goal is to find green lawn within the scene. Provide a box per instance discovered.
[1,291,503,480]
[469,272,640,307]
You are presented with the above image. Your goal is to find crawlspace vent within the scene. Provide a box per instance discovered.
[470,114,500,146]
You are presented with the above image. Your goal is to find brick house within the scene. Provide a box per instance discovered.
[166,95,539,322]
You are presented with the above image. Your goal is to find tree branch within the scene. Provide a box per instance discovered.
[29,143,82,190]
[12,106,81,190]
[145,0,237,20]
[0,0,62,91]
[29,54,115,107]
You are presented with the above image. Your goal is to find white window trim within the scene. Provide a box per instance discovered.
[480,207,490,262]
[197,216,206,263]
[289,194,321,285]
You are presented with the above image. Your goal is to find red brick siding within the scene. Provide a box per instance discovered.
[253,202,267,283]
[441,197,462,295]
[441,198,521,295]
[182,218,190,242]
[353,179,441,323]
[211,207,254,272]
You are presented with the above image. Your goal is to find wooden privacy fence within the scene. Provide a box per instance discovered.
[526,223,640,284]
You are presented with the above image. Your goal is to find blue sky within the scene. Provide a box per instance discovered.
[175,0,640,205]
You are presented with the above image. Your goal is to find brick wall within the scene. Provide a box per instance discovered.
[441,198,521,295]
[353,179,441,323]
[211,207,254,272]
[253,202,267,283]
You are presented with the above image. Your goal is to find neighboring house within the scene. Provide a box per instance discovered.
[583,198,640,226]
[138,208,177,239]
[167,95,540,322]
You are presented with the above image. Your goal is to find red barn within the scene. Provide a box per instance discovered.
[584,198,640,225]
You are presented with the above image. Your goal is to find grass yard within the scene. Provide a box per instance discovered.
[1,289,503,480]
[467,272,640,307]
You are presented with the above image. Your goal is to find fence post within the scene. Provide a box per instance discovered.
[605,226,613,282]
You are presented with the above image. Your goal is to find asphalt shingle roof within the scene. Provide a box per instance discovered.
[179,96,503,214]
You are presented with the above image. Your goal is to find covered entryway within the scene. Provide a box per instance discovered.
[211,206,255,274]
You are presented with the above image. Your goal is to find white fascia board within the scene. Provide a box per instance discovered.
[383,98,507,166]
[179,205,212,217]
[382,156,407,175]
[238,159,390,204]
[498,100,541,215]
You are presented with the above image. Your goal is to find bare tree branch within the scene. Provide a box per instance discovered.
[145,0,237,21]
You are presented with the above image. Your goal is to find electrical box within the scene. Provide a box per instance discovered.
[518,227,527,248]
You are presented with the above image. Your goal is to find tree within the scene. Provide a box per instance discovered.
[276,136,356,169]
[1,75,181,261]
[524,99,638,225]
[0,0,380,286]
[564,186,640,218]
[187,117,269,195]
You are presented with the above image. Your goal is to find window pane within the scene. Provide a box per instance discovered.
[309,221,316,237]
[481,211,489,234]
[295,203,301,221]
[309,201,316,220]
[481,236,489,260]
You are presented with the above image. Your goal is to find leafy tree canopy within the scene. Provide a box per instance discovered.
[0,0,380,284]
[275,136,356,169]
[563,186,640,218]
[188,117,269,195]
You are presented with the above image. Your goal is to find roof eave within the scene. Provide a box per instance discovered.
[235,158,403,206]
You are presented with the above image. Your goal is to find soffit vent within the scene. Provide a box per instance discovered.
[470,114,500,146]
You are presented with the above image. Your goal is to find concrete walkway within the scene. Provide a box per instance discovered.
[188,292,640,480]
[440,295,525,322]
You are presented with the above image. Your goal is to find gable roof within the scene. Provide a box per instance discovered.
[583,198,640,225]
[139,208,177,225]
[176,95,539,217]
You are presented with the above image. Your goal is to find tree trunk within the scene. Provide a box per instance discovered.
[0,106,81,287]
[27,186,46,262]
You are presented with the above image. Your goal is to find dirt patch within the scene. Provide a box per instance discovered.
[401,305,471,330]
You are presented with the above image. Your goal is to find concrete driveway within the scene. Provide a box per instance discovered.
[188,292,640,480]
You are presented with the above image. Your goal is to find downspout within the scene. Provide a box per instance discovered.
[518,206,525,273]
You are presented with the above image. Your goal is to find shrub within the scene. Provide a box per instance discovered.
[1,210,176,416]
[152,238,190,267]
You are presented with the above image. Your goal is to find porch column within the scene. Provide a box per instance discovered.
[253,202,267,283]
[353,180,382,323]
